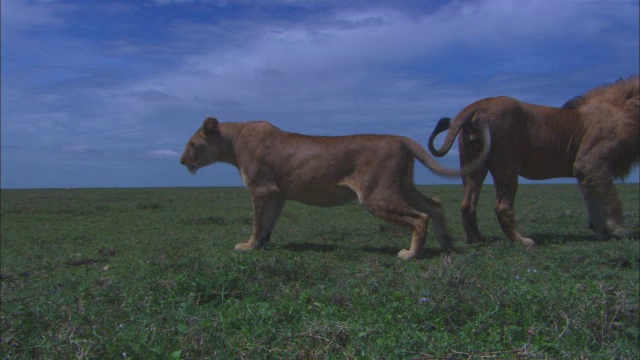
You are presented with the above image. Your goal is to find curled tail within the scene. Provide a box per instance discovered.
[428,117,452,157]
[428,109,480,158]
[415,108,490,176]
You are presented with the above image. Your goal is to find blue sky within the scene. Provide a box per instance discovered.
[1,0,639,189]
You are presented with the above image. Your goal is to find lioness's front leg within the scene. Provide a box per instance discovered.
[234,194,285,251]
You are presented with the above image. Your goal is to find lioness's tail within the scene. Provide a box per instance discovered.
[409,108,490,176]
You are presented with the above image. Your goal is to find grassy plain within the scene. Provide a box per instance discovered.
[1,184,638,359]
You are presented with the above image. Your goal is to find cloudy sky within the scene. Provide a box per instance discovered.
[1,0,639,189]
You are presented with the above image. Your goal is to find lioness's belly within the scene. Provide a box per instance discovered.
[283,185,358,207]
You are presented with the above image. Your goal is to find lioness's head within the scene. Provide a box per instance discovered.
[180,117,221,174]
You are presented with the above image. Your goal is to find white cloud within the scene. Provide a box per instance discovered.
[146,149,180,159]
[0,1,72,35]
[1,0,638,188]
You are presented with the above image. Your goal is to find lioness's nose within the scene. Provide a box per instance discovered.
[180,158,186,165]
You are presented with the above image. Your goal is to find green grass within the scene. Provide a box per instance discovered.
[1,184,638,359]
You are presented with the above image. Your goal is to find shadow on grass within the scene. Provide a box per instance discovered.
[464,233,594,246]
[280,234,633,258]
[529,233,595,246]
[282,242,340,253]
[471,230,639,247]
[528,230,638,246]
[280,242,448,259]
[361,246,398,255]
[362,246,452,259]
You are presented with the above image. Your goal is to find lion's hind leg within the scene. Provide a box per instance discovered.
[492,173,535,247]
[459,130,490,244]
[460,168,489,244]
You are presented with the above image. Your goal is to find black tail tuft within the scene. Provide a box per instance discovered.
[428,117,453,157]
[435,117,451,133]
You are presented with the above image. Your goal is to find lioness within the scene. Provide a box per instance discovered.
[428,76,639,246]
[181,117,489,260]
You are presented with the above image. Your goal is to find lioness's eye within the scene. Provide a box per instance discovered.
[189,141,195,148]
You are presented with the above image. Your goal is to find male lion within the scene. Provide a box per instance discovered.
[180,117,489,260]
[428,75,639,246]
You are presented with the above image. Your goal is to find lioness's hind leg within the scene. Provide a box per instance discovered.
[360,195,430,260]
[405,189,453,250]
[396,213,429,261]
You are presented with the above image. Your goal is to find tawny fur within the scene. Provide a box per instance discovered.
[181,117,489,260]
[428,75,639,245]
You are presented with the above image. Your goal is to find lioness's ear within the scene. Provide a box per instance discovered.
[202,117,219,136]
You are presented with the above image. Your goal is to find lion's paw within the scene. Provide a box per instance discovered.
[466,236,484,244]
[397,249,416,260]
[439,234,455,250]
[234,241,259,251]
[607,224,626,239]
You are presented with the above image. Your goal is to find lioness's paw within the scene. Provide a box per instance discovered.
[521,237,536,247]
[397,249,416,260]
[234,242,259,251]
